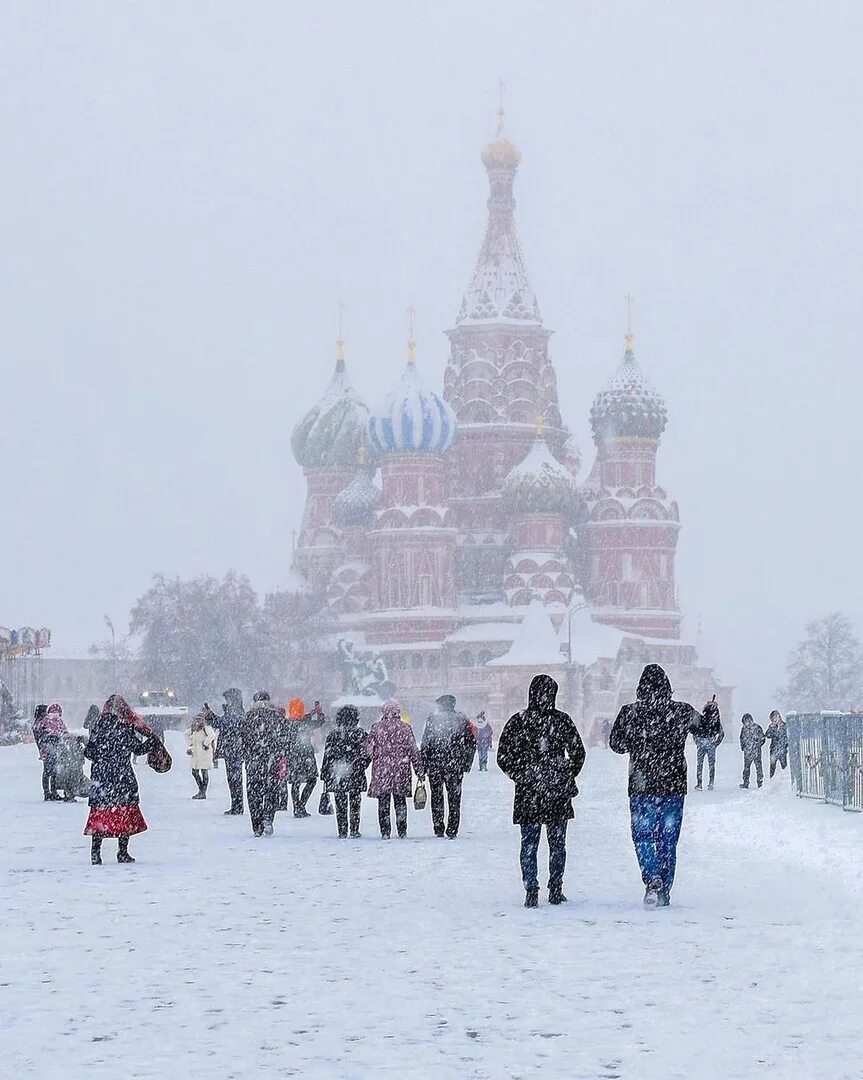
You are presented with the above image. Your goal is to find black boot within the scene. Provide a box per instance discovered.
[548,884,568,905]
[643,877,663,908]
[117,837,135,864]
[91,836,103,866]
[524,887,539,909]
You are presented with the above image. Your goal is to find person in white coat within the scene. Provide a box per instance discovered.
[187,709,219,800]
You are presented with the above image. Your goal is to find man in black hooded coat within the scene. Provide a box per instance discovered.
[218,688,246,815]
[610,664,702,908]
[497,674,586,908]
[240,691,284,837]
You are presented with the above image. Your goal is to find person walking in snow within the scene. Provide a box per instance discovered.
[284,698,326,818]
[218,688,246,815]
[691,697,724,791]
[610,664,701,908]
[739,713,766,788]
[497,674,586,908]
[421,694,476,839]
[241,691,284,837]
[364,699,424,839]
[321,705,370,838]
[476,712,494,772]
[84,695,164,865]
[765,710,789,778]
[187,709,219,800]
[32,702,67,802]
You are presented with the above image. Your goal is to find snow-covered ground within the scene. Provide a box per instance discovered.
[3,736,862,1079]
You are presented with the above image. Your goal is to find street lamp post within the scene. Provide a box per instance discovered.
[104,615,116,688]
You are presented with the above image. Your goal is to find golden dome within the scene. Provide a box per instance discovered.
[481,135,521,170]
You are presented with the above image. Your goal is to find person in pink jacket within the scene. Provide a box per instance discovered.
[363,699,425,839]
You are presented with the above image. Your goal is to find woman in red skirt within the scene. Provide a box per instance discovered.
[84,695,159,865]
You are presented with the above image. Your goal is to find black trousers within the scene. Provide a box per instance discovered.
[377,794,408,838]
[246,758,276,834]
[41,737,59,798]
[429,773,463,837]
[742,752,763,787]
[770,750,788,778]
[224,756,244,812]
[291,778,316,813]
[191,769,209,796]
[334,792,362,837]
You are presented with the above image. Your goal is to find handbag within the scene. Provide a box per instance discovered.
[413,778,428,811]
[146,739,173,774]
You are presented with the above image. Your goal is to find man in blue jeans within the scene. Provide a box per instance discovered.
[610,664,702,908]
[497,674,586,908]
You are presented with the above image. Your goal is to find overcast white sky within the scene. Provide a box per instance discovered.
[3,1,862,714]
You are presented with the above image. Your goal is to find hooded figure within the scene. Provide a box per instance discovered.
[83,696,159,865]
[496,675,586,907]
[32,703,60,801]
[765,710,789,778]
[240,691,284,837]
[363,700,424,839]
[321,705,370,838]
[610,665,701,908]
[690,698,725,791]
[475,713,494,771]
[219,688,246,815]
[421,693,476,839]
[739,713,766,789]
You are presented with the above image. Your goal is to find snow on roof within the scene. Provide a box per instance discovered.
[558,606,625,667]
[488,601,564,667]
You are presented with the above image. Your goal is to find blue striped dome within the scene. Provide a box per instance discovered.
[369,357,455,455]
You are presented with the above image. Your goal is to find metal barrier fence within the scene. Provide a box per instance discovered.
[787,712,863,811]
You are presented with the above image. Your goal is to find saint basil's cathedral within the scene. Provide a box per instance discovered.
[290,113,729,739]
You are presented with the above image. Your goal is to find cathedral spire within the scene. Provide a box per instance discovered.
[455,99,539,326]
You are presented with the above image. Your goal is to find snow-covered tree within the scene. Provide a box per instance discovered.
[129,572,329,705]
[780,612,863,712]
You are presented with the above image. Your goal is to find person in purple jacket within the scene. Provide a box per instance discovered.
[363,699,425,839]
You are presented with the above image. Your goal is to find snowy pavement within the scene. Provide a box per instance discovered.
[3,737,862,1080]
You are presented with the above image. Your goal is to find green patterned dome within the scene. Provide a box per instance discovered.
[503,433,576,513]
[590,339,667,442]
[291,355,371,469]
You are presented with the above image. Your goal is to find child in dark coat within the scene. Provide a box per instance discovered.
[321,705,370,838]
[739,714,766,789]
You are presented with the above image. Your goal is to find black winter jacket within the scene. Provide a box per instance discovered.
[321,712,369,793]
[740,719,766,756]
[240,702,285,764]
[691,701,724,746]
[285,714,325,782]
[610,665,701,797]
[765,718,788,754]
[85,715,153,808]
[497,675,586,825]
[421,706,476,777]
[218,689,245,760]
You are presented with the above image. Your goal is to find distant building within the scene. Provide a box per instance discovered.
[290,112,730,739]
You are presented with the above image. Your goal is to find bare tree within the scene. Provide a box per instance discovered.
[780,613,863,712]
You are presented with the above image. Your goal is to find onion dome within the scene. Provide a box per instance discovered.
[368,337,455,455]
[503,429,576,512]
[590,334,668,442]
[291,341,371,468]
[332,450,381,527]
[481,101,522,170]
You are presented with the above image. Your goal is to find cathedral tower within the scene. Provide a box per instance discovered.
[581,329,681,638]
[443,107,578,604]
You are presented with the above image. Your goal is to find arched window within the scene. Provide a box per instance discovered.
[457,650,475,668]
[477,650,493,667]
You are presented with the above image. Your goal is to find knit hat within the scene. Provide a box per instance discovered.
[253,691,271,703]
[381,699,401,722]
[288,698,306,719]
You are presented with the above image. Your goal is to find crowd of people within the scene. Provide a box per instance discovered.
[30,671,790,907]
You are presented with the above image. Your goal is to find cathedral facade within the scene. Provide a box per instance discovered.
[290,117,728,739]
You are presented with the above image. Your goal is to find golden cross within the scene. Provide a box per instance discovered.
[624,293,634,334]
[337,300,345,341]
[497,78,506,134]
[407,304,416,339]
